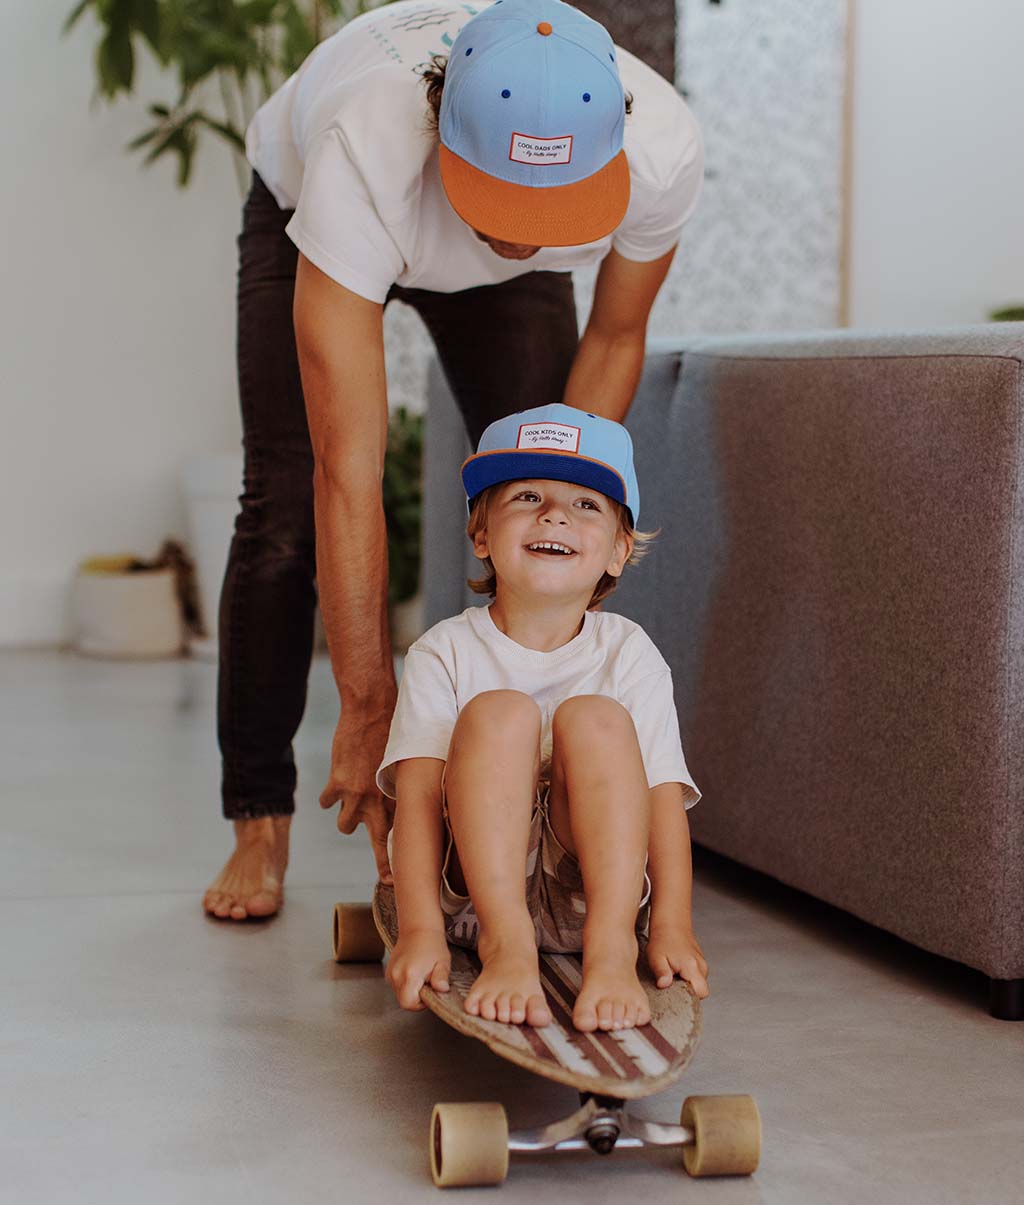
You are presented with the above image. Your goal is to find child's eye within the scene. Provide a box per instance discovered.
[511,490,599,509]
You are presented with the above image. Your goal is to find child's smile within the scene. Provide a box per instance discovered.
[474,479,631,603]
[525,539,576,558]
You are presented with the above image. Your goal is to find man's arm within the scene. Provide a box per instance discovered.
[293,252,396,880]
[561,245,677,422]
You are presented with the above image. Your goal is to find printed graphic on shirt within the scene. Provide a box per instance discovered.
[517,422,582,452]
[509,133,574,166]
[366,2,484,74]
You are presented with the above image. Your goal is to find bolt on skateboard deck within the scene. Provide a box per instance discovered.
[333,883,760,1187]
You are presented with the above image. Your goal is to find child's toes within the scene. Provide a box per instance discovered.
[526,995,551,1027]
[573,997,598,1031]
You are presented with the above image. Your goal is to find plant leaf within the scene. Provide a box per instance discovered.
[141,110,199,164]
[62,0,94,36]
[237,0,280,25]
[176,126,197,187]
[280,1,316,74]
[97,24,135,96]
[131,0,162,58]
[193,112,246,152]
[125,121,166,150]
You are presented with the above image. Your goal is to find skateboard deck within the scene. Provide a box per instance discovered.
[371,881,700,1101]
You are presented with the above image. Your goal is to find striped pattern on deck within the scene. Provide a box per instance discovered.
[462,950,680,1082]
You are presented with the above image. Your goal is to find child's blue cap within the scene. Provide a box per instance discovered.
[438,0,630,247]
[461,403,640,526]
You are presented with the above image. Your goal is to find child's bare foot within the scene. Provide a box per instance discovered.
[465,922,552,1027]
[203,816,291,921]
[574,934,651,1032]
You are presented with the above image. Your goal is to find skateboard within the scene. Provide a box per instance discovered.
[333,883,760,1187]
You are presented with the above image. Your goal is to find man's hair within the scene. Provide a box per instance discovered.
[465,482,658,609]
[421,55,633,130]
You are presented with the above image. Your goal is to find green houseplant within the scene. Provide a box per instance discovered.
[65,0,426,643]
[383,406,425,610]
[64,1,398,192]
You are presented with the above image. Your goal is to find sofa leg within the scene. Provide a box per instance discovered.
[989,978,1024,1020]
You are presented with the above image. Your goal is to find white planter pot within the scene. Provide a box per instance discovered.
[73,566,185,659]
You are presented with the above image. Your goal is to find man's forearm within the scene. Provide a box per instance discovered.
[312,468,397,708]
[561,327,646,422]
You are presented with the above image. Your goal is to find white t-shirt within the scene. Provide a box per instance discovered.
[245,0,705,303]
[376,603,701,807]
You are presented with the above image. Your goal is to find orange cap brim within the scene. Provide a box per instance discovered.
[439,144,630,248]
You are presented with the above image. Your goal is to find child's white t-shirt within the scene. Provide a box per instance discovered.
[376,604,700,808]
[244,0,705,303]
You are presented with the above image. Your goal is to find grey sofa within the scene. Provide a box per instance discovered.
[421,323,1024,1020]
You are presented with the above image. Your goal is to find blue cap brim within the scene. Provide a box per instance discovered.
[462,451,632,523]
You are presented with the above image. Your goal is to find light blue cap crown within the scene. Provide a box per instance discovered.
[440,0,625,190]
[461,403,640,526]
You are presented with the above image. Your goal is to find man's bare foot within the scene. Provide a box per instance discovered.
[574,934,650,1032]
[203,816,291,921]
[465,921,552,1027]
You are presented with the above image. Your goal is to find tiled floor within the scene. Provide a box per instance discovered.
[2,649,1021,1205]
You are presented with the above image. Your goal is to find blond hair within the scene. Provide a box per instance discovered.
[466,483,658,609]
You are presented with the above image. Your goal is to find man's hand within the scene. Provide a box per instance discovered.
[319,695,397,884]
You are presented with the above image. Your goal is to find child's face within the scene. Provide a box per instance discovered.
[472,478,633,603]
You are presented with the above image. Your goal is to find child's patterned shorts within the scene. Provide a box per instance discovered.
[439,777,652,955]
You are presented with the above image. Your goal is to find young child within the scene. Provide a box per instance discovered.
[376,403,708,1034]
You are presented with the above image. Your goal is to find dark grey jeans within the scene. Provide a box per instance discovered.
[219,171,579,819]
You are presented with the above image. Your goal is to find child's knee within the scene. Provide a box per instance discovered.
[458,690,542,735]
[552,695,636,741]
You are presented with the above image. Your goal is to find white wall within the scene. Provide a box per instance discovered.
[1,5,242,645]
[848,0,1024,326]
[3,1,1024,646]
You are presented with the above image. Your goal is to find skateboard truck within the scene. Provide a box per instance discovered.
[430,1093,760,1187]
[510,1093,691,1157]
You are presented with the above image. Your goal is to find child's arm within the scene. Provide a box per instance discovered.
[386,757,452,1011]
[646,782,710,998]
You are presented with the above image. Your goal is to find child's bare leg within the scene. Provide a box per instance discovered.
[548,696,651,1032]
[445,690,552,1027]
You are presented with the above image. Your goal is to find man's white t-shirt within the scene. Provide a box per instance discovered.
[245,0,705,303]
[376,603,701,807]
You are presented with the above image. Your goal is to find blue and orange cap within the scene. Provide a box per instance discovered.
[439,0,631,247]
[461,403,640,526]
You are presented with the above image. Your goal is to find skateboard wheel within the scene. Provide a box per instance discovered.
[332,903,385,963]
[681,1094,761,1177]
[430,1102,509,1188]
